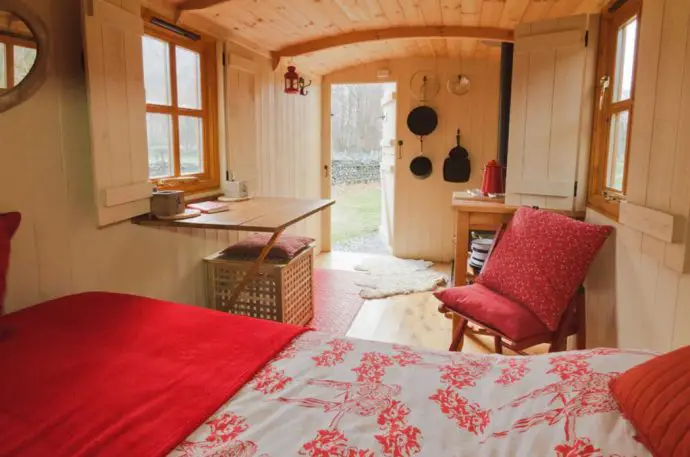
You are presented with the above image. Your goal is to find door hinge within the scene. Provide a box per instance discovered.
[584,31,589,47]
[226,170,230,181]
[574,181,579,197]
[222,53,227,67]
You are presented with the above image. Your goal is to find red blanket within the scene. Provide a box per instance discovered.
[0,292,307,457]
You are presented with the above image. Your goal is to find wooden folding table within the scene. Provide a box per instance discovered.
[134,197,334,306]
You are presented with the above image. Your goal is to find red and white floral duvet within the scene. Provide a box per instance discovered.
[169,332,654,457]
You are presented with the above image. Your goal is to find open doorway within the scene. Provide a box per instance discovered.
[330,82,396,254]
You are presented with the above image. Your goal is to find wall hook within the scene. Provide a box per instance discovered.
[299,77,312,96]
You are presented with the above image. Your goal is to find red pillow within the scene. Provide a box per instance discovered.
[476,207,612,331]
[610,346,690,456]
[434,284,549,341]
[0,212,21,315]
[222,233,314,261]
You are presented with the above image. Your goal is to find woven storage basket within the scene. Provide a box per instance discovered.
[204,245,314,326]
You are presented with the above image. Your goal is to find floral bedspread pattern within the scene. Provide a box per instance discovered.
[168,332,655,457]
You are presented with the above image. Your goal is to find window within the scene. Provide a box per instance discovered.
[588,0,641,219]
[142,16,219,194]
[0,37,37,93]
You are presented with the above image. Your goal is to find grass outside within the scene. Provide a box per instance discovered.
[331,183,382,243]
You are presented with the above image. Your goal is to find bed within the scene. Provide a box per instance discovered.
[0,292,654,457]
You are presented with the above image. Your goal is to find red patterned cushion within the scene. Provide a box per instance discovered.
[223,233,314,261]
[0,212,21,315]
[435,284,549,341]
[476,207,612,331]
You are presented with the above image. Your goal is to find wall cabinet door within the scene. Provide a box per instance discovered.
[505,14,599,211]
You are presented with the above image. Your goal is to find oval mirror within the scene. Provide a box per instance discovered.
[0,3,48,113]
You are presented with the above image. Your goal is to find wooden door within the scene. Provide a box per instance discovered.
[380,88,396,247]
[505,14,599,211]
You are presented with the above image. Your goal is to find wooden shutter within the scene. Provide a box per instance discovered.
[225,52,258,193]
[83,0,152,227]
[505,14,599,211]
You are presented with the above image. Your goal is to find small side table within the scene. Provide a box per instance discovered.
[452,200,518,288]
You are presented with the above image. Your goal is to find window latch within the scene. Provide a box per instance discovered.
[599,75,611,110]
[603,189,624,203]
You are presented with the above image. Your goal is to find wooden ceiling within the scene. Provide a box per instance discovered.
[168,0,608,74]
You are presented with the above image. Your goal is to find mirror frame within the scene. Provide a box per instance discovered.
[0,0,49,114]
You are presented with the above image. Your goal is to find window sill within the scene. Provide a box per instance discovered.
[587,195,620,222]
[585,205,618,224]
[184,189,223,203]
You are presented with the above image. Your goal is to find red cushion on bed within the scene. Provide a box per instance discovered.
[223,233,314,260]
[434,284,549,341]
[476,207,612,331]
[0,292,307,457]
[610,346,690,457]
[0,212,21,315]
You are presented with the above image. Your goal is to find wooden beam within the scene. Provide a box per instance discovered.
[270,25,515,69]
[177,0,233,10]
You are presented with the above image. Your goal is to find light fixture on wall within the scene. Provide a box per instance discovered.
[283,65,312,96]
[284,65,300,94]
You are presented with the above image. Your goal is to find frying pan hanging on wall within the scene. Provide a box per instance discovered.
[407,71,439,179]
[410,138,433,179]
[443,129,471,183]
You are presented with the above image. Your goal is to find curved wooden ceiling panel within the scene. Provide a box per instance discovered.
[171,0,608,74]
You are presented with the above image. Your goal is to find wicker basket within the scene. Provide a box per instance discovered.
[204,245,314,326]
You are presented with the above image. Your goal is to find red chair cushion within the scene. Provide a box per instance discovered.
[434,284,549,341]
[476,207,612,331]
[610,345,690,457]
[222,233,314,261]
[0,212,21,315]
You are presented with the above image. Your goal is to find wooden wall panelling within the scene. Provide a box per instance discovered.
[624,0,664,205]
[666,24,690,271]
[583,209,618,348]
[645,1,690,213]
[673,274,690,348]
[585,0,690,352]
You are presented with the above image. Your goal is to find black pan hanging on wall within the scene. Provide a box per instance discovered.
[443,129,471,183]
[410,137,433,179]
[407,72,439,179]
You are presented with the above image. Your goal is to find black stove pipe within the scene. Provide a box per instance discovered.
[498,42,514,167]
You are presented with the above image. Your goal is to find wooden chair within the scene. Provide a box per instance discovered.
[438,224,587,354]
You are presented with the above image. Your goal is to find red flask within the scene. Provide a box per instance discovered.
[481,160,505,195]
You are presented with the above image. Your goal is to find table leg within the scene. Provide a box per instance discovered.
[453,211,470,288]
[226,229,285,306]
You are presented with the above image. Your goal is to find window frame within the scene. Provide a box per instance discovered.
[587,0,642,219]
[0,34,37,93]
[142,12,220,195]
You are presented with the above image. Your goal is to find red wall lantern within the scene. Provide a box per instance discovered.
[284,65,299,94]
